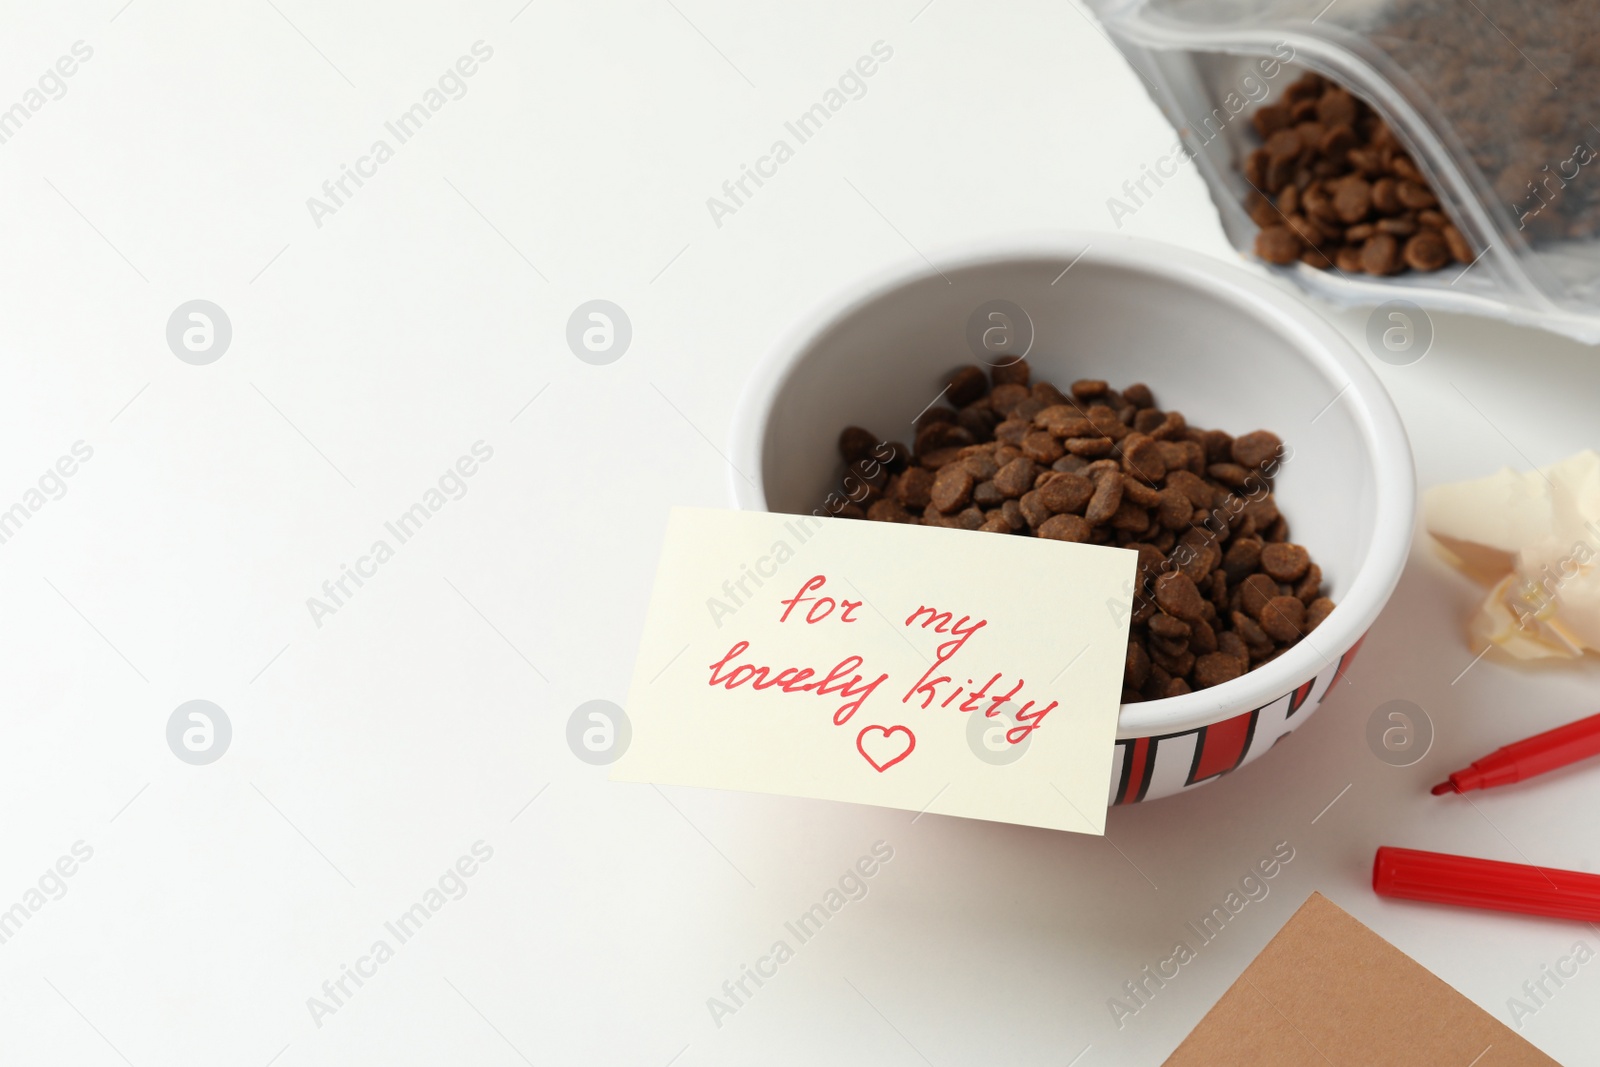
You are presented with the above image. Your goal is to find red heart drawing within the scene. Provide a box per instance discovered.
[856,725,916,772]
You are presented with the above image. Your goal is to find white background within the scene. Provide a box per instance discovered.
[2,1,1597,1064]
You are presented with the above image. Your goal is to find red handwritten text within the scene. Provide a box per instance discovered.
[778,575,863,625]
[902,604,1055,744]
[708,640,887,725]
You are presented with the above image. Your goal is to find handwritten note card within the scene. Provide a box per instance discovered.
[612,508,1137,834]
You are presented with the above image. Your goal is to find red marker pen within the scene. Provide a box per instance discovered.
[1431,709,1600,795]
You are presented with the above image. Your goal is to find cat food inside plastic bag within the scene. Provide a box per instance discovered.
[1086,0,1600,342]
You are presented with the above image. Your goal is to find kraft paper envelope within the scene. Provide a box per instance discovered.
[612,507,1136,834]
[1164,892,1560,1067]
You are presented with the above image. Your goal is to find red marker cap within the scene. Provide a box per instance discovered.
[1373,846,1600,923]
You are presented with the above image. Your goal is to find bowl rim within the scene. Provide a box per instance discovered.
[729,232,1416,737]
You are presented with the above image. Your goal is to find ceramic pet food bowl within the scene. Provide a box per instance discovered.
[731,234,1414,804]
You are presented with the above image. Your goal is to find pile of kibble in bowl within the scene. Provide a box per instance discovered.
[828,361,1335,702]
[1243,71,1472,276]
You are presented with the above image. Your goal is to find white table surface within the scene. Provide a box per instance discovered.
[3,1,1597,1064]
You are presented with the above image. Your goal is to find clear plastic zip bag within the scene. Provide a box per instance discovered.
[1085,0,1600,342]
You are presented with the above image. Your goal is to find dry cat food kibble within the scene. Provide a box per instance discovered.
[827,363,1336,702]
[1373,0,1600,245]
[1242,71,1473,275]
